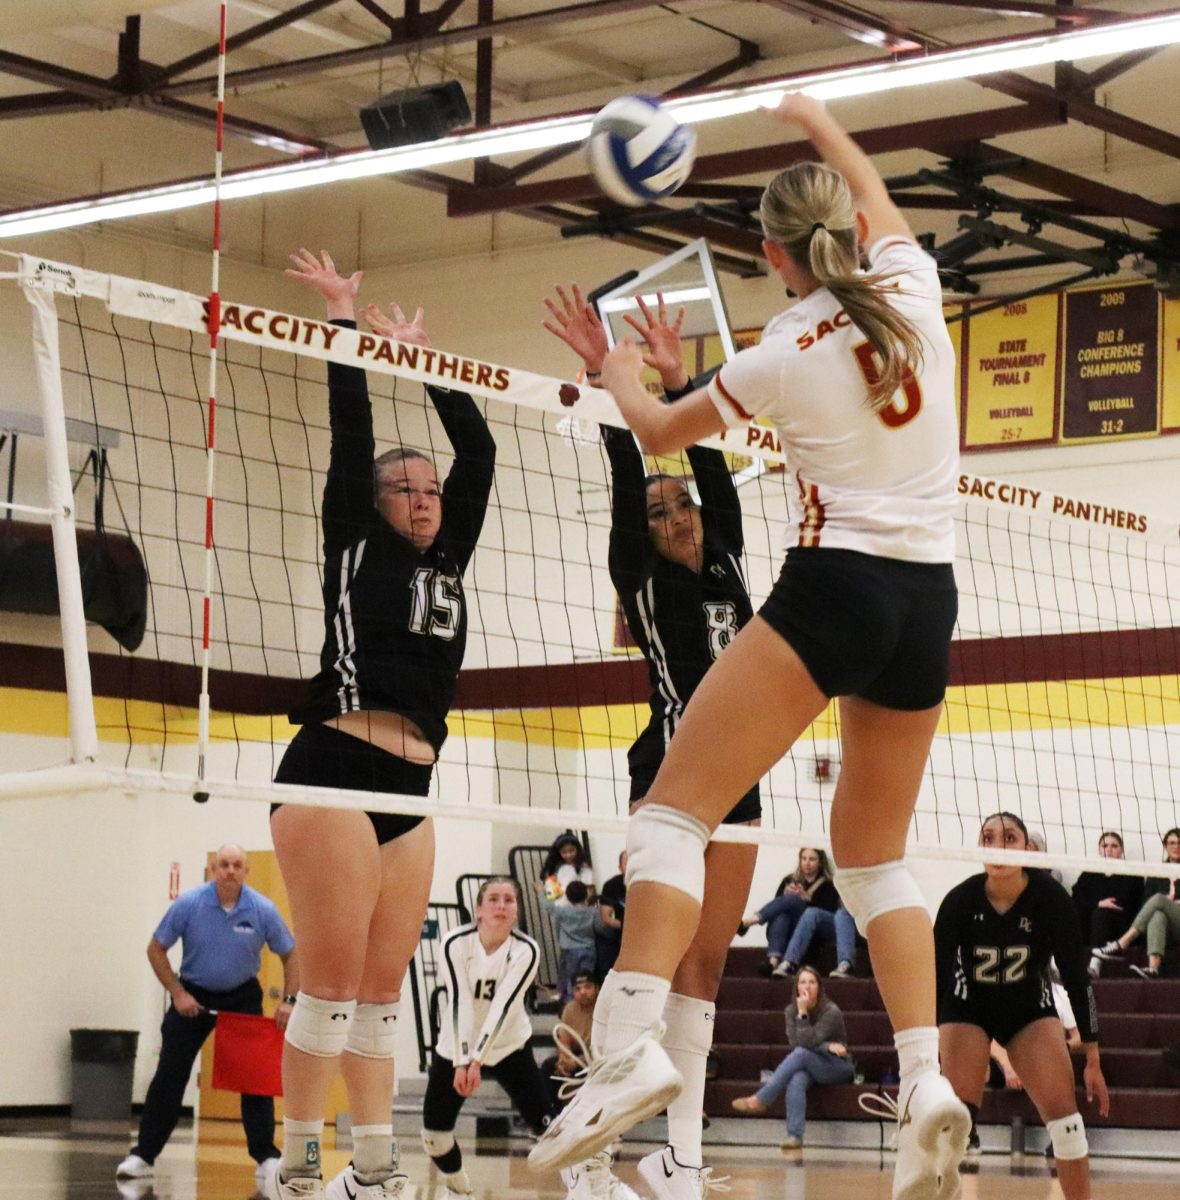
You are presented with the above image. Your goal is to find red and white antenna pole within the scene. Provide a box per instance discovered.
[196,0,229,800]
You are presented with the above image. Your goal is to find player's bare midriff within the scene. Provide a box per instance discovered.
[328,709,437,764]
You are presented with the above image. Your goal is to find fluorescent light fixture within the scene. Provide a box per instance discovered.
[3,11,1179,239]
[599,286,714,313]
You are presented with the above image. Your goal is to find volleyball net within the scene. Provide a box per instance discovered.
[0,251,1177,876]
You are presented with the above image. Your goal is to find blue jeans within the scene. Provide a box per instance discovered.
[755,1046,855,1139]
[784,906,857,968]
[558,946,595,1000]
[759,893,808,959]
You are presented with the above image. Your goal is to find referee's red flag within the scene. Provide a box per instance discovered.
[211,1012,284,1096]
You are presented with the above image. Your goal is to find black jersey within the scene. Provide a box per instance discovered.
[602,412,753,758]
[289,325,495,752]
[935,870,1098,1043]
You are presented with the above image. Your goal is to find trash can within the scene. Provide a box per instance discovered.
[69,1029,139,1120]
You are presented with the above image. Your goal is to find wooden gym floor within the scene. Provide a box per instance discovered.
[2,1121,1176,1200]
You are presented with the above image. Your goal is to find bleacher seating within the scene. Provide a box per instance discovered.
[707,947,1180,1130]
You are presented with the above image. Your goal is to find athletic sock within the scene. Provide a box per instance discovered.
[597,970,672,1056]
[591,972,614,1055]
[281,1117,324,1180]
[661,993,714,1167]
[351,1124,396,1184]
[895,1026,941,1082]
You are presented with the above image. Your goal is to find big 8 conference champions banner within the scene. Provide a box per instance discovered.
[956,280,1180,452]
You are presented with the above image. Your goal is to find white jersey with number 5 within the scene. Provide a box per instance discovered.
[707,237,958,563]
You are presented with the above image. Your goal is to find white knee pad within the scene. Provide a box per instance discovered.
[625,805,710,904]
[346,1001,399,1060]
[1046,1113,1088,1161]
[284,992,356,1058]
[834,861,927,932]
[421,1128,456,1158]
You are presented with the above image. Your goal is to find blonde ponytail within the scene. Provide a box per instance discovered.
[759,162,924,411]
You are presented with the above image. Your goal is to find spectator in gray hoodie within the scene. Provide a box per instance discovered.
[730,966,854,1147]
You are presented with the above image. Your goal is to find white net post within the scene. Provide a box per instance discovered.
[20,281,98,762]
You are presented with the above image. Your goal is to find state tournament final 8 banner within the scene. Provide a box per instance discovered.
[957,280,1180,451]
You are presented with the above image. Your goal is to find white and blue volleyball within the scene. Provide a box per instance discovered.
[586,94,697,207]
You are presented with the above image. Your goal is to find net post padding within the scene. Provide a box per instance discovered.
[20,280,99,762]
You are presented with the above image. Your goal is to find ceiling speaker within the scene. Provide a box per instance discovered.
[359,81,471,150]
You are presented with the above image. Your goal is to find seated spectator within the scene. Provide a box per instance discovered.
[739,848,835,977]
[541,833,596,904]
[1093,827,1180,979]
[537,879,602,999]
[540,972,599,1108]
[596,851,626,979]
[729,967,853,1149]
[1072,831,1145,977]
[775,898,858,979]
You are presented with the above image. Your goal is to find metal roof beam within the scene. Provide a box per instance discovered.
[160,0,347,82]
[1065,47,1161,93]
[0,92,96,121]
[446,103,1062,217]
[978,70,1180,161]
[757,0,925,51]
[159,0,670,96]
[0,50,122,102]
[953,144,1180,232]
[877,0,1116,21]
[486,40,762,189]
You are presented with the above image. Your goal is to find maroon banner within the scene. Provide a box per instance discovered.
[1060,283,1159,441]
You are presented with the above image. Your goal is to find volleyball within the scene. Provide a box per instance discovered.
[586,94,697,207]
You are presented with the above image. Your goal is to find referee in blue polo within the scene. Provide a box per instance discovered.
[117,843,298,1189]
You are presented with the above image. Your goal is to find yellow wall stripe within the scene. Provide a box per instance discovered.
[1,674,1176,748]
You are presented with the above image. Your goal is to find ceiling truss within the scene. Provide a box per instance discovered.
[0,0,1176,289]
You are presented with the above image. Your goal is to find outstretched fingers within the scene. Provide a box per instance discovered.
[361,301,431,347]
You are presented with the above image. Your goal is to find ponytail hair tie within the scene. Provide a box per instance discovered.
[810,222,826,236]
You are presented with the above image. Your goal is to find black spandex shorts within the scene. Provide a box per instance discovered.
[628,721,761,824]
[938,991,1058,1047]
[757,547,958,712]
[272,721,432,844]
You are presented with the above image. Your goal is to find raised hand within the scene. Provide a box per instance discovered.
[600,339,646,395]
[543,284,609,373]
[766,90,827,131]
[285,249,362,320]
[360,302,432,348]
[622,292,689,389]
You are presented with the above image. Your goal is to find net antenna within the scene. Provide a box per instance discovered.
[195,0,231,800]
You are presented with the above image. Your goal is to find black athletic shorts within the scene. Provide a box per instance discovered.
[272,721,432,844]
[758,547,958,711]
[628,720,761,824]
[938,991,1058,1047]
